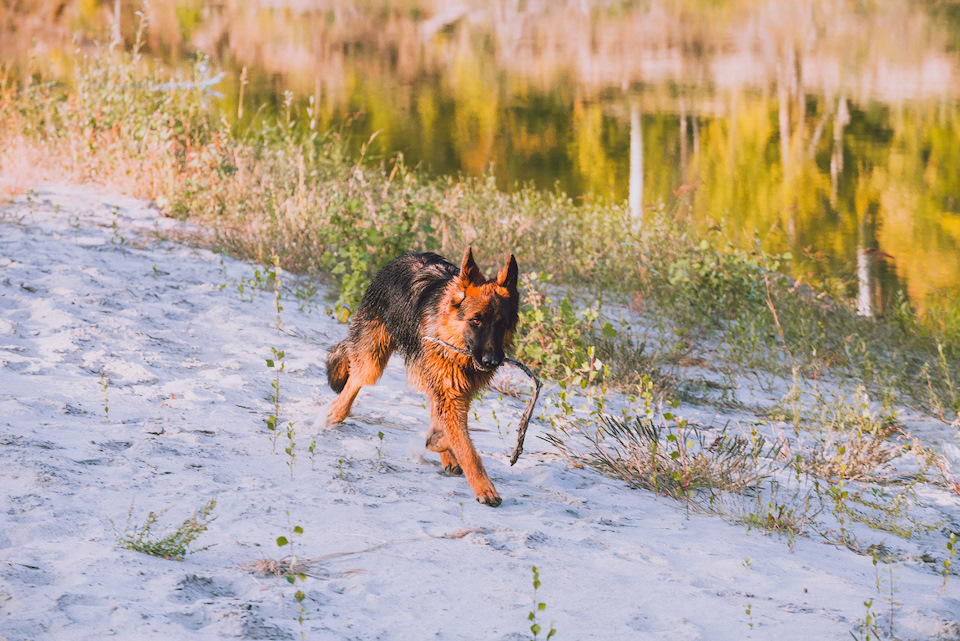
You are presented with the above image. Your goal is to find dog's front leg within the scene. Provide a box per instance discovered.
[429,394,501,507]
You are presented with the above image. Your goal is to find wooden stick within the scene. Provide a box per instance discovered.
[502,357,542,465]
[424,336,541,466]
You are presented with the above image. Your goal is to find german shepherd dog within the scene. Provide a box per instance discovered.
[325,248,519,507]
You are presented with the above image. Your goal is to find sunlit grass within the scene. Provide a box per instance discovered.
[1,36,959,417]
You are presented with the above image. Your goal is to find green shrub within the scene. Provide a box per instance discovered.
[111,497,217,561]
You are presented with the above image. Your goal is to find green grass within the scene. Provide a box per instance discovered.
[2,37,959,415]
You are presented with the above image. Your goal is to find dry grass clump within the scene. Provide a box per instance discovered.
[801,430,905,483]
[240,556,334,580]
[930,453,960,496]
[727,481,821,546]
[548,412,781,501]
[790,389,907,483]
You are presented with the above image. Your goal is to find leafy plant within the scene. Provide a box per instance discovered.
[853,597,881,641]
[943,532,957,591]
[283,421,298,476]
[512,272,615,385]
[276,523,309,639]
[270,254,284,331]
[853,549,887,641]
[266,347,285,449]
[111,497,217,561]
[527,566,557,640]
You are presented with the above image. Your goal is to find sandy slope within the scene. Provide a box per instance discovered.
[1,184,958,640]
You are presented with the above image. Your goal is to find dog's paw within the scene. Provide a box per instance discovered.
[439,450,461,475]
[443,463,463,476]
[475,490,502,508]
[326,402,351,426]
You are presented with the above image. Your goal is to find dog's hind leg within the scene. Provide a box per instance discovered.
[326,369,364,425]
[425,421,462,475]
[326,322,394,425]
[326,341,351,393]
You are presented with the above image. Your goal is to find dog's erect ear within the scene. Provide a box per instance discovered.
[459,246,486,287]
[495,254,518,292]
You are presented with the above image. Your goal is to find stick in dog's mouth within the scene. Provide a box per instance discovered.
[424,335,541,466]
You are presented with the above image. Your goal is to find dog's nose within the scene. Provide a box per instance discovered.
[481,353,502,369]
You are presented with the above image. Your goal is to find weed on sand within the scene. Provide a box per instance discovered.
[110,497,217,561]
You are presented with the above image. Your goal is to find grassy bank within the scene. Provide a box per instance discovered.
[2,41,959,420]
[7,41,960,614]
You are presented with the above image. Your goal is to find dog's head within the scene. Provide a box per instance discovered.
[446,247,520,372]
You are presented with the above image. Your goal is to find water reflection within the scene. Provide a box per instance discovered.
[3,0,959,310]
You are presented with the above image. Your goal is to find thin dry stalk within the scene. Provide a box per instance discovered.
[764,271,797,371]
[240,528,488,580]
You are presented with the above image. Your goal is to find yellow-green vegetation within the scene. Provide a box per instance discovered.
[7,1,960,313]
[2,38,958,418]
[527,565,557,640]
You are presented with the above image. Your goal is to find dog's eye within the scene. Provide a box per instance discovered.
[470,318,482,327]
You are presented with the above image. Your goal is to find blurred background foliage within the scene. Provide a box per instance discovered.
[2,0,959,314]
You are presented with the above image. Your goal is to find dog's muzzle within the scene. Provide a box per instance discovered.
[478,353,502,371]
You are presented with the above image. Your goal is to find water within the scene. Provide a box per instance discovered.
[4,0,960,313]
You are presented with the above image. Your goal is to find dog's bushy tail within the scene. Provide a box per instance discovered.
[326,341,350,393]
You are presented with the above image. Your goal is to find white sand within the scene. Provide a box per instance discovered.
[1,184,958,640]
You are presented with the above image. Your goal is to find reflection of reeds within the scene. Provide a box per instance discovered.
[3,0,956,103]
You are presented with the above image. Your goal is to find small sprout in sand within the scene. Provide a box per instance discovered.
[99,372,110,423]
[943,532,957,592]
[108,205,125,245]
[527,565,557,640]
[266,347,285,449]
[854,597,881,641]
[277,520,309,639]
[284,421,297,476]
[270,254,283,332]
[111,497,217,561]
